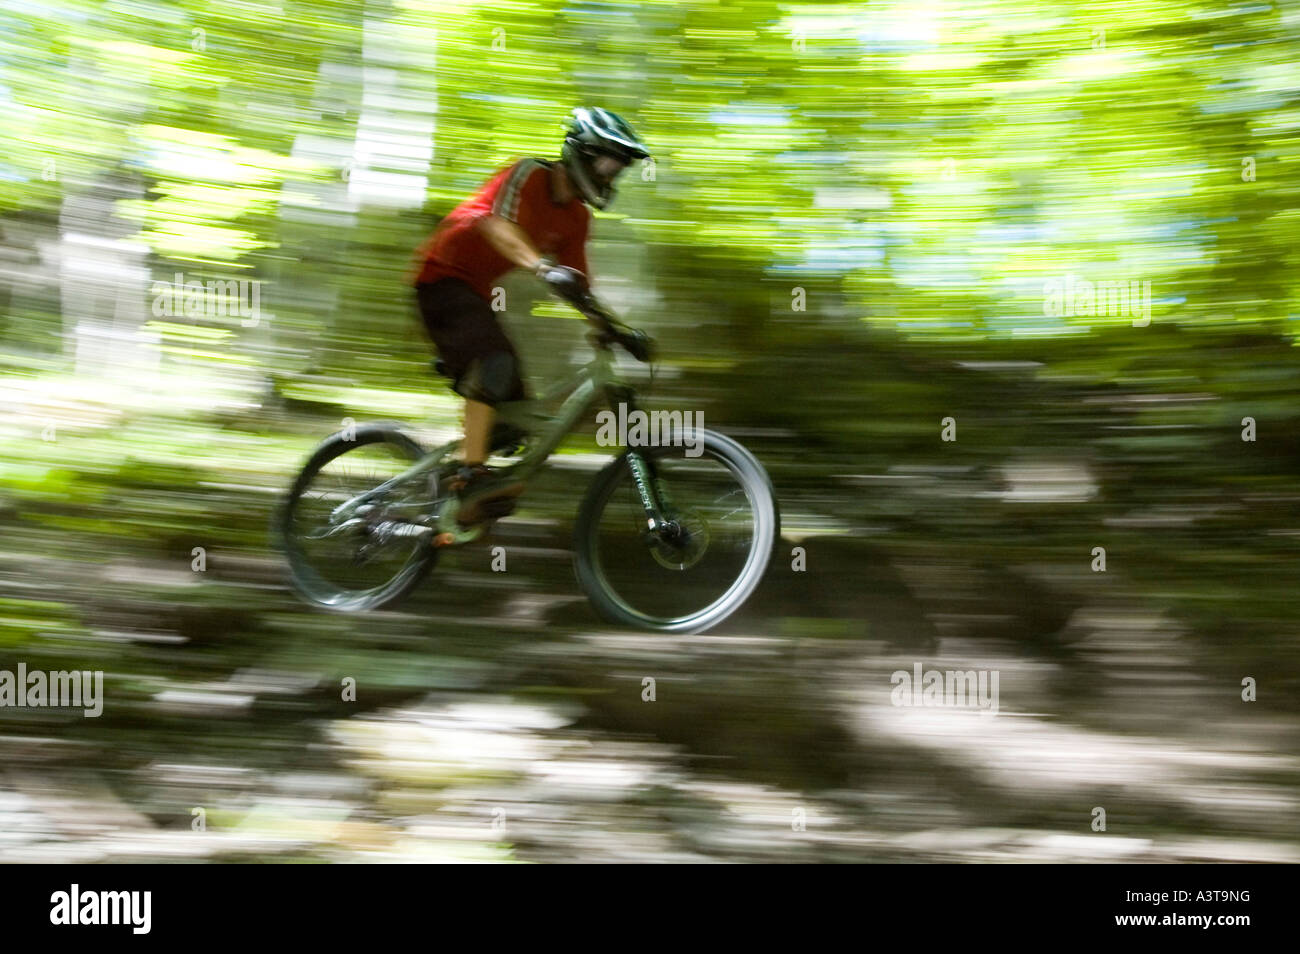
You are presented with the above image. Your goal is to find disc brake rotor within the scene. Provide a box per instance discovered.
[648,508,710,570]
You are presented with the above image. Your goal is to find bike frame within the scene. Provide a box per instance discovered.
[331,334,671,540]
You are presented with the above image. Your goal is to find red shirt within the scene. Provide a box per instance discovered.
[414,158,590,300]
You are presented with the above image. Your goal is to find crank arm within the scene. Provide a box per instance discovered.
[428,498,486,548]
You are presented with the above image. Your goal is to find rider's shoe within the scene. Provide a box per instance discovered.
[448,463,525,527]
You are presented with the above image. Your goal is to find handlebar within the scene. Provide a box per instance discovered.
[536,263,653,362]
[567,289,654,363]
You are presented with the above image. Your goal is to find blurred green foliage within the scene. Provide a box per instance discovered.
[0,1,1297,859]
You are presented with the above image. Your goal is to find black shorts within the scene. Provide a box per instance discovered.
[415,277,525,405]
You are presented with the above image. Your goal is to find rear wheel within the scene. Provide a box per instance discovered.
[277,424,448,611]
[574,429,778,633]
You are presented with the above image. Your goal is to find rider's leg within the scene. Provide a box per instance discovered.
[413,279,525,525]
[451,351,526,525]
[458,349,520,459]
[462,398,493,465]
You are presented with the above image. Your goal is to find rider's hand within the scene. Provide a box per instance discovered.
[535,261,589,301]
[620,327,654,363]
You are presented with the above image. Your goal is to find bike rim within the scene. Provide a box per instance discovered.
[585,449,772,630]
[285,438,435,608]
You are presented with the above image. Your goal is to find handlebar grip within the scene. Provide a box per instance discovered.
[564,291,653,363]
[617,328,654,363]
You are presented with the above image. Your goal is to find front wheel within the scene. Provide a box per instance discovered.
[574,429,778,633]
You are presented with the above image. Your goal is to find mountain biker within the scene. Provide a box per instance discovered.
[413,107,650,526]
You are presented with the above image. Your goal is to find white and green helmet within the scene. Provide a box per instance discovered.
[561,107,650,209]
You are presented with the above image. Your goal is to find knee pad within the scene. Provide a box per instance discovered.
[459,350,520,405]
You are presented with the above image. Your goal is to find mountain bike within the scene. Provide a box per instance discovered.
[275,292,778,633]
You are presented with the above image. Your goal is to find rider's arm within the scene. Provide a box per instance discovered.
[477,213,546,273]
[476,159,557,276]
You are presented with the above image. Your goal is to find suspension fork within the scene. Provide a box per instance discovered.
[625,451,672,533]
[609,384,679,536]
